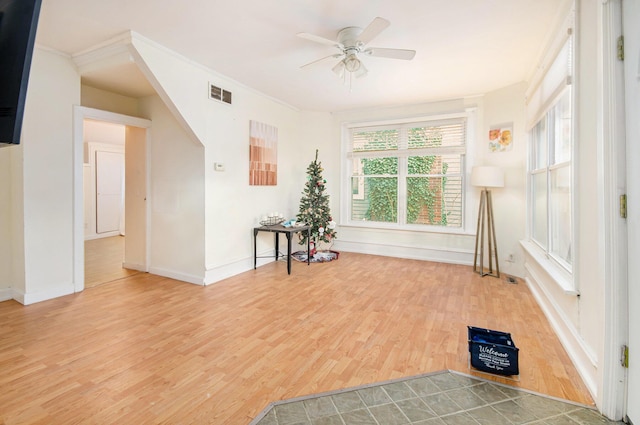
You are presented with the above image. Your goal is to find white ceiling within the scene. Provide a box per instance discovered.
[35,0,568,112]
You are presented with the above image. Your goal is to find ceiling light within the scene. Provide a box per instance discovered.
[344,53,361,72]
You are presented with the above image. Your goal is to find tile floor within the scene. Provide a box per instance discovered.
[250,371,622,425]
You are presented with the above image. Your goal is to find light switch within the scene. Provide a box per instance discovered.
[214,162,225,171]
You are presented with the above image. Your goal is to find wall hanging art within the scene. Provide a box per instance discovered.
[249,120,278,185]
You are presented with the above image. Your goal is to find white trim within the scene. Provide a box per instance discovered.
[597,0,627,419]
[147,267,204,286]
[523,266,598,401]
[205,255,263,286]
[85,230,121,240]
[0,288,12,302]
[122,262,146,272]
[521,239,576,295]
[14,284,75,306]
[333,239,474,266]
[340,107,475,234]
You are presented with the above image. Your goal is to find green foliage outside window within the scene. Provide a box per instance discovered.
[358,127,450,225]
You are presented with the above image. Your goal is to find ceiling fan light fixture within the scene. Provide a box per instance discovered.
[332,60,346,78]
[344,53,361,72]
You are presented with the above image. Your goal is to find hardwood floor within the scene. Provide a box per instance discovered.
[0,253,593,424]
[84,236,141,288]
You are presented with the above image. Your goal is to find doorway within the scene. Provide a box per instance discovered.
[82,119,138,288]
[73,106,151,292]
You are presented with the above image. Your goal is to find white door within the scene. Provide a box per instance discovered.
[123,126,147,271]
[624,0,640,421]
[96,150,124,234]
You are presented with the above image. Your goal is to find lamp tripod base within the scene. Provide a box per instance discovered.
[473,189,500,278]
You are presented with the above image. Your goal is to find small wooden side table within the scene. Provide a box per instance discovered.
[253,224,311,274]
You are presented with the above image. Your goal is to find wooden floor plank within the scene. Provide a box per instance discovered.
[84,236,141,288]
[0,253,593,424]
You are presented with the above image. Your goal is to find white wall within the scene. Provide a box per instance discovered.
[81,85,141,117]
[16,48,81,304]
[0,147,13,300]
[138,94,206,284]
[130,33,331,284]
[480,83,528,277]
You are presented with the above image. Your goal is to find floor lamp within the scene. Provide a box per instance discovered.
[471,166,504,278]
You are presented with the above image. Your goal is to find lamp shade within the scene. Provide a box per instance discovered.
[471,166,504,188]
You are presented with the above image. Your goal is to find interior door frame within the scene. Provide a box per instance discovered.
[72,106,151,292]
[622,0,640,421]
[599,0,628,420]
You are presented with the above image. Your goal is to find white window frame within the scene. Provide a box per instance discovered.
[528,87,573,270]
[524,5,576,292]
[340,109,477,235]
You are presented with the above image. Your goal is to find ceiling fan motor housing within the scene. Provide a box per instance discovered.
[337,26,363,50]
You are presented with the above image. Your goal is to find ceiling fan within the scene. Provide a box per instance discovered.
[297,17,416,84]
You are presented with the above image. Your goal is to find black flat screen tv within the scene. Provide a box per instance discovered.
[0,0,42,146]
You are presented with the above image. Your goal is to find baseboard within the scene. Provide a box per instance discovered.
[13,283,75,305]
[122,262,147,272]
[85,231,121,241]
[333,240,474,266]
[147,267,205,286]
[204,249,275,286]
[0,287,13,302]
[524,264,598,401]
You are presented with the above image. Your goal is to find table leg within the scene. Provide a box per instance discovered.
[253,229,258,269]
[286,233,292,275]
[274,232,279,261]
[307,228,310,266]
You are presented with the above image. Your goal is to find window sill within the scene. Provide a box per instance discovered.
[520,239,578,295]
[341,221,475,237]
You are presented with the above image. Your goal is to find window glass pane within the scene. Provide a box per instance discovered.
[408,155,461,175]
[552,89,572,164]
[353,129,398,152]
[351,157,398,223]
[408,120,465,149]
[550,165,572,264]
[532,118,547,169]
[362,157,398,175]
[350,176,398,223]
[406,176,462,227]
[532,172,548,248]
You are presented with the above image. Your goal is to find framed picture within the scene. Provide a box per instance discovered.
[489,125,513,152]
[249,120,278,185]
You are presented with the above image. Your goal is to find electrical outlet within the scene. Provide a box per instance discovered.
[506,254,515,262]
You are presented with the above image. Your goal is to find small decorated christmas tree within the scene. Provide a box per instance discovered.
[297,150,336,254]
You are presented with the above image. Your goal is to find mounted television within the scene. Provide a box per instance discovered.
[0,0,42,146]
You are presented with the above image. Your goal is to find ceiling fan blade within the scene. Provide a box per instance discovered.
[357,17,390,45]
[364,47,416,60]
[301,54,343,69]
[297,32,343,49]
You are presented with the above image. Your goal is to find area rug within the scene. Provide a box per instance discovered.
[249,370,621,425]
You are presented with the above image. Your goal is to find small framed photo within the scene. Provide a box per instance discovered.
[489,125,513,152]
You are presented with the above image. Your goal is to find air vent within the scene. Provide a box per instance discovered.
[209,83,232,105]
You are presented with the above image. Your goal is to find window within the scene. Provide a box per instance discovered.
[346,115,469,230]
[527,31,574,271]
